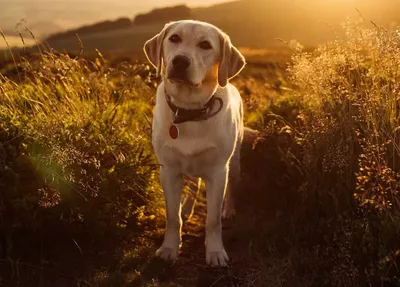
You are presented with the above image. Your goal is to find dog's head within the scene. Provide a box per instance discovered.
[144,20,246,106]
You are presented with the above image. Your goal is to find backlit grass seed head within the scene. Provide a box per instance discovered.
[355,137,400,211]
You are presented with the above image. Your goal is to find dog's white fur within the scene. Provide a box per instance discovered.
[144,20,246,267]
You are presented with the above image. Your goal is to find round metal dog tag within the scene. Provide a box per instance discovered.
[169,124,179,139]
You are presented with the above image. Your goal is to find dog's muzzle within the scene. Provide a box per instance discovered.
[172,55,191,70]
[168,55,193,85]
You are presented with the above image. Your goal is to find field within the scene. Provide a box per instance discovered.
[1,17,400,287]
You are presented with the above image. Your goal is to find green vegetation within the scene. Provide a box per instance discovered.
[0,50,166,286]
[238,17,400,286]
[1,18,399,286]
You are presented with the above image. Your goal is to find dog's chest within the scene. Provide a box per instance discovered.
[165,143,219,178]
[152,120,233,177]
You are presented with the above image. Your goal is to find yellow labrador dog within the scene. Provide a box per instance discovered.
[144,20,246,267]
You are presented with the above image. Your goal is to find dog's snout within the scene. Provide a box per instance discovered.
[172,55,191,70]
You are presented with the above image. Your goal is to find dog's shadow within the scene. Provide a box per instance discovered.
[130,252,242,287]
[126,214,245,287]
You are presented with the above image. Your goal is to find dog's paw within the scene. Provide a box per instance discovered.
[222,206,236,220]
[155,245,179,261]
[206,247,229,267]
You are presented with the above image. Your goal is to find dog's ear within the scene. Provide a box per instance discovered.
[218,33,246,87]
[143,22,175,76]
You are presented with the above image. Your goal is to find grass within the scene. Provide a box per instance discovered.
[238,16,400,286]
[1,16,400,287]
[0,47,167,286]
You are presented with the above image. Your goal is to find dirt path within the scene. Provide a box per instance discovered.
[136,192,257,287]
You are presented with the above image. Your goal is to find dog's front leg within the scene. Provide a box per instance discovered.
[156,166,183,261]
[205,166,229,267]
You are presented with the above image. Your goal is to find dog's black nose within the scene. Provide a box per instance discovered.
[172,55,191,70]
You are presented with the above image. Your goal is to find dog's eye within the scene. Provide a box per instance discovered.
[169,34,181,43]
[198,41,212,50]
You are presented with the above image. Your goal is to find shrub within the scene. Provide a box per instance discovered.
[241,16,400,286]
[0,50,164,283]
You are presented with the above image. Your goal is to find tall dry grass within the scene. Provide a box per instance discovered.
[289,16,400,212]
[238,16,400,286]
[0,44,166,286]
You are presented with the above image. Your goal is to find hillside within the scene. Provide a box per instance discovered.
[37,0,400,54]
[0,0,228,39]
[0,35,36,49]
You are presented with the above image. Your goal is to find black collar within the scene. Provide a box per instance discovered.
[165,89,223,124]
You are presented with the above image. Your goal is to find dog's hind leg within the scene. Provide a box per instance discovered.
[222,140,241,220]
[181,177,201,221]
[222,127,259,220]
